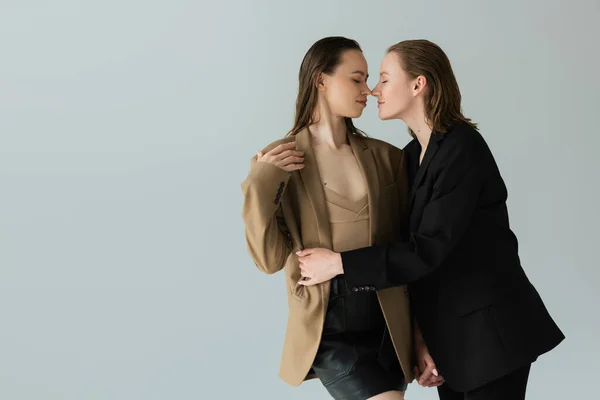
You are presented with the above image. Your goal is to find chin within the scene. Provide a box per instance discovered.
[347,110,364,118]
[378,110,394,121]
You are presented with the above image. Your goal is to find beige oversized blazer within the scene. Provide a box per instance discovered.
[241,128,414,386]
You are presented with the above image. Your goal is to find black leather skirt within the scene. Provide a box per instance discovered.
[312,276,406,400]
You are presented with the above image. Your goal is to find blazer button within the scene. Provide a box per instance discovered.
[279,182,285,188]
[274,199,279,205]
[369,286,376,291]
[352,287,359,292]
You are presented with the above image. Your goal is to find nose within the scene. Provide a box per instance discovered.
[361,86,372,96]
[371,86,381,97]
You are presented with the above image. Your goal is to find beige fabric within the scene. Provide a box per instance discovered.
[241,128,414,386]
[325,186,370,252]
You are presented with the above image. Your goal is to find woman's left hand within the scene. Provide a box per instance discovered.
[415,340,445,387]
[296,248,343,286]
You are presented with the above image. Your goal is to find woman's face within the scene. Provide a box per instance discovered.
[320,50,371,119]
[371,52,418,121]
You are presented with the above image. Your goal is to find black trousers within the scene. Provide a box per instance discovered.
[437,364,531,400]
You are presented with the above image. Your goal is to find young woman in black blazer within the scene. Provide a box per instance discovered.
[295,39,565,400]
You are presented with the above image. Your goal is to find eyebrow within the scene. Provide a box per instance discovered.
[380,72,389,76]
[351,70,369,79]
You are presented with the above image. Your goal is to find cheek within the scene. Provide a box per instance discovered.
[324,88,353,116]
[334,84,356,106]
[388,84,410,107]
[324,88,341,109]
[330,82,349,100]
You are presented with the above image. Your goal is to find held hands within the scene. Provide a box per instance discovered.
[297,247,445,389]
[297,248,445,389]
[257,142,304,172]
[414,325,445,388]
[296,248,343,286]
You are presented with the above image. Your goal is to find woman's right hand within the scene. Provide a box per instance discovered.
[257,142,304,172]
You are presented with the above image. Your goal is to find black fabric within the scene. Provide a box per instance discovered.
[312,276,405,399]
[437,363,531,400]
[341,123,564,392]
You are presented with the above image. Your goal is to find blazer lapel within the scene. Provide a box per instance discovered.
[296,128,333,250]
[348,134,379,246]
[408,133,444,210]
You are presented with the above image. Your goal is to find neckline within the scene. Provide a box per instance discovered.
[323,185,368,203]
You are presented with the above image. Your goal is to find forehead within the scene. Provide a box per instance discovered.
[336,49,368,72]
[380,52,402,71]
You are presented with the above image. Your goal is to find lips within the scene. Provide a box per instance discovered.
[357,100,367,106]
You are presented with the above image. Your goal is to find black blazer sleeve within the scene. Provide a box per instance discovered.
[341,135,484,290]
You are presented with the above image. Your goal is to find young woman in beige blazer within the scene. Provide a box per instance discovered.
[241,37,432,400]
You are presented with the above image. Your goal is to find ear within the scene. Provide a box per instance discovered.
[413,75,427,96]
[314,71,326,91]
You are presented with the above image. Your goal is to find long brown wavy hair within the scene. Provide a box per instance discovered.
[387,40,477,137]
[287,37,367,137]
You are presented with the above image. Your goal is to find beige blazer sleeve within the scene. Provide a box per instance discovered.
[241,156,293,274]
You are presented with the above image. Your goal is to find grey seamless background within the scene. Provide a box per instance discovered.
[1,0,598,399]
